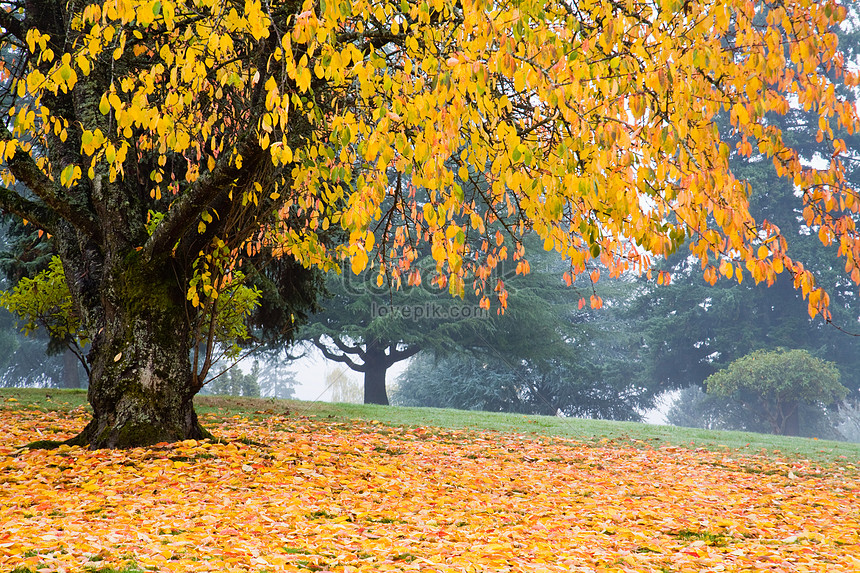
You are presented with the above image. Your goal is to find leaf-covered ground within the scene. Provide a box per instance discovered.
[1,407,859,572]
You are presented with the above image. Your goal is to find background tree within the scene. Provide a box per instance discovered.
[200,354,300,399]
[393,269,651,420]
[0,310,17,375]
[393,353,523,412]
[326,367,363,404]
[200,361,261,398]
[255,357,299,400]
[665,384,844,439]
[704,348,847,436]
[0,295,73,388]
[0,283,71,389]
[634,166,860,392]
[0,0,856,447]
[1,256,89,371]
[0,217,86,388]
[302,258,490,405]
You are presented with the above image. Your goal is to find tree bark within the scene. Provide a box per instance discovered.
[62,348,81,389]
[63,250,210,448]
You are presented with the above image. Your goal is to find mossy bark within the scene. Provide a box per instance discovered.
[4,0,320,449]
[65,251,209,449]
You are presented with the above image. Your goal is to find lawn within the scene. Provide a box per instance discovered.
[1,389,859,572]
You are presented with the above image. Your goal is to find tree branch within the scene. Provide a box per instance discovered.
[0,130,100,238]
[386,343,420,366]
[0,185,58,234]
[312,336,366,372]
[143,135,262,261]
[330,335,367,360]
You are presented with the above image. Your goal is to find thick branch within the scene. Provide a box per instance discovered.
[0,185,58,234]
[144,136,261,260]
[385,343,420,366]
[0,130,100,238]
[331,335,367,359]
[313,335,367,372]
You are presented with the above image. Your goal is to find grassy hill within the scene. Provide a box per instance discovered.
[2,387,858,466]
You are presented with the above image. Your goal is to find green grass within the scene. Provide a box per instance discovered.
[0,388,90,410]
[2,387,859,465]
[288,400,860,465]
[675,529,731,547]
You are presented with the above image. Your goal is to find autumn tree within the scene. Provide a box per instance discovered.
[705,348,847,436]
[0,0,857,447]
[0,0,328,447]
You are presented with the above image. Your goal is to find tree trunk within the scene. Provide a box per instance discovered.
[62,348,81,389]
[63,250,210,448]
[781,402,801,436]
[363,366,389,405]
[363,340,389,405]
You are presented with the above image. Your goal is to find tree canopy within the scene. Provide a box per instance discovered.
[0,0,857,447]
[705,348,847,435]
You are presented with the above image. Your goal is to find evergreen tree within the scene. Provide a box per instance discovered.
[393,253,652,420]
[300,255,492,405]
[634,33,860,397]
[200,361,261,398]
[255,357,299,400]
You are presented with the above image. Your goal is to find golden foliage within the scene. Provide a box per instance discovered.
[2,0,858,316]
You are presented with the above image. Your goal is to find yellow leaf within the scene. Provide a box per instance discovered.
[60,165,76,187]
[733,102,750,125]
[351,250,368,274]
[773,258,784,274]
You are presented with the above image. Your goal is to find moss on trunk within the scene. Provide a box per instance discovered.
[66,252,210,449]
